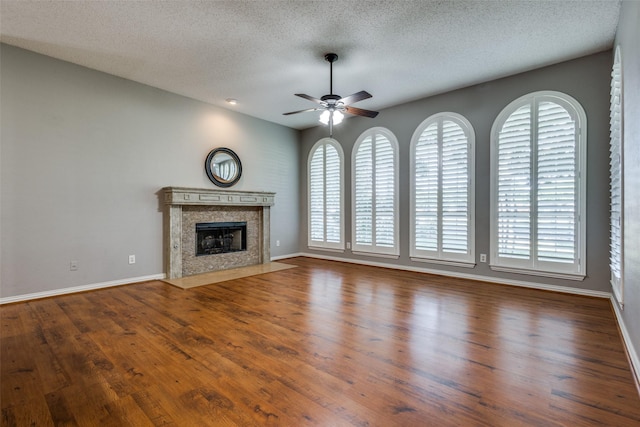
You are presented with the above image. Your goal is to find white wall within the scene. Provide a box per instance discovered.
[614,0,640,380]
[0,45,300,299]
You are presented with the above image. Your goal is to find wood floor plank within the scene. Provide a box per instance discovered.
[2,256,639,426]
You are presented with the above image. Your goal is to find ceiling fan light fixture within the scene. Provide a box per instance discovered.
[318,110,344,126]
[332,110,344,125]
[319,110,331,125]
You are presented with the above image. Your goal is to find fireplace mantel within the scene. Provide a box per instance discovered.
[163,187,275,207]
[162,187,275,279]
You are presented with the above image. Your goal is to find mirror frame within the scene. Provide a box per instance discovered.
[205,147,242,188]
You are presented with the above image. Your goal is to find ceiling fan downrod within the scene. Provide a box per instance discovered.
[325,53,338,95]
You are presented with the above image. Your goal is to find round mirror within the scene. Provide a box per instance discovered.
[205,147,242,187]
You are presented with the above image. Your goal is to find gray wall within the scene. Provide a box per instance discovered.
[0,44,300,299]
[300,51,613,294]
[615,0,640,376]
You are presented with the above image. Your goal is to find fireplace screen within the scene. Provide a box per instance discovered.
[196,222,247,256]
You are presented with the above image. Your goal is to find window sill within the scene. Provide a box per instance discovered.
[410,257,475,268]
[352,251,400,259]
[308,246,345,254]
[490,265,585,281]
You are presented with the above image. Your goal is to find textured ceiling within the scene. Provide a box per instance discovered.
[0,1,620,130]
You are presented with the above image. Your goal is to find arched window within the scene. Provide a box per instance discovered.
[308,138,344,250]
[352,127,399,257]
[410,113,475,266]
[610,45,624,304]
[490,91,586,279]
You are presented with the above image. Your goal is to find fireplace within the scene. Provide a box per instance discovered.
[162,187,275,279]
[196,221,247,256]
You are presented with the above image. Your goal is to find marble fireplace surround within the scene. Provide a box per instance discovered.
[162,187,275,279]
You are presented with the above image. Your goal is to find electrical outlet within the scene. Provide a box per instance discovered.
[70,260,79,271]
[346,242,351,249]
[276,240,280,247]
[480,253,487,263]
[128,255,136,264]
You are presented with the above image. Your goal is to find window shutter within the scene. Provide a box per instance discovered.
[497,104,532,260]
[309,148,324,241]
[441,120,469,254]
[412,114,474,264]
[374,136,395,248]
[308,139,343,249]
[415,123,439,252]
[353,129,398,256]
[610,47,623,303]
[536,102,576,264]
[491,91,586,279]
[325,145,341,243]
[354,137,373,245]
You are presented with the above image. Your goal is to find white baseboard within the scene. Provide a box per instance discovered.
[271,253,304,261]
[297,252,611,299]
[0,273,166,305]
[611,298,640,392]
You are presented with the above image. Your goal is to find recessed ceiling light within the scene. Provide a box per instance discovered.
[225,98,238,105]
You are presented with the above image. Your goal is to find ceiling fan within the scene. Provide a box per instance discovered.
[283,53,379,135]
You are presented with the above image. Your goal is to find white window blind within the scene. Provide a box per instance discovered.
[491,91,586,279]
[352,128,399,256]
[610,46,623,304]
[415,122,439,252]
[308,138,344,250]
[536,101,576,264]
[411,113,475,265]
[497,104,532,260]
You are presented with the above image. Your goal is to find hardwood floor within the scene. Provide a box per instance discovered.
[2,257,639,426]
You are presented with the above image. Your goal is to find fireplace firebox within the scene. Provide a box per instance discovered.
[196,221,247,256]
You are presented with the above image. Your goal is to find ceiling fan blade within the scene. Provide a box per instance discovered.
[283,107,320,116]
[340,90,372,105]
[345,106,379,118]
[295,93,324,104]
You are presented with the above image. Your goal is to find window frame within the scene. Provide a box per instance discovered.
[410,112,476,267]
[351,127,400,258]
[489,91,587,280]
[610,45,624,305]
[307,137,345,251]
